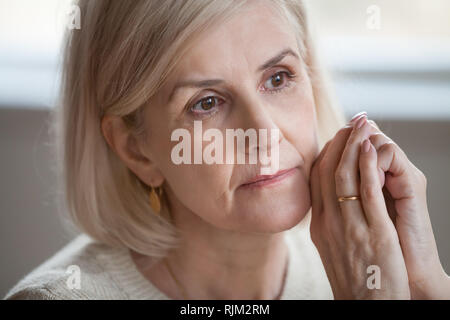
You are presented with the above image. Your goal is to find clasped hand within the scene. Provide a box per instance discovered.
[310,112,450,299]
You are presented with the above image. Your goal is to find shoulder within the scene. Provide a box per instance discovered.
[4,234,129,300]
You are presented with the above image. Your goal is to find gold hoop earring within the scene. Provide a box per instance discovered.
[149,186,163,215]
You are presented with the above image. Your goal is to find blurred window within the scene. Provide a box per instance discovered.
[0,0,449,119]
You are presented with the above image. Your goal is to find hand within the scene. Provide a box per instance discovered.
[365,120,450,299]
[309,113,410,299]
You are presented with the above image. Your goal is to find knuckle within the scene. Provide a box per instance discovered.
[368,119,380,130]
[345,226,367,244]
[370,132,390,144]
[369,232,396,253]
[369,132,383,140]
[414,167,427,186]
[335,167,352,185]
[361,184,379,200]
[379,141,396,153]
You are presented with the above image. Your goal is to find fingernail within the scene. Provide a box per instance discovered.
[350,111,367,123]
[362,139,371,153]
[347,113,367,127]
[355,115,368,129]
[347,114,364,126]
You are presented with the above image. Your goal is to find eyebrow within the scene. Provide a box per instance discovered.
[167,48,300,104]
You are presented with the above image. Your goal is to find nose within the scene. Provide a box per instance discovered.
[234,91,283,155]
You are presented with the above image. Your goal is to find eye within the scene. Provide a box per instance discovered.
[262,71,296,92]
[189,96,223,115]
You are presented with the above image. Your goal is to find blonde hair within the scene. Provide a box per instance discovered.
[54,0,346,258]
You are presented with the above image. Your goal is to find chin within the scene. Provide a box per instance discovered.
[227,195,311,234]
[257,203,309,233]
[228,172,311,233]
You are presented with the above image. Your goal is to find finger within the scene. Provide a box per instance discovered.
[367,119,381,131]
[319,127,354,228]
[348,111,368,123]
[314,140,332,167]
[335,115,376,227]
[310,140,331,217]
[359,138,391,227]
[375,142,424,199]
[375,141,407,177]
[369,132,393,149]
[370,131,423,196]
[348,111,368,127]
[310,141,347,288]
[310,141,341,292]
[368,133,394,187]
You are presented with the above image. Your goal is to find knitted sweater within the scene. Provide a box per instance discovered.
[4,223,334,300]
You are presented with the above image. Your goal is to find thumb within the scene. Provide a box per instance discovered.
[375,141,424,201]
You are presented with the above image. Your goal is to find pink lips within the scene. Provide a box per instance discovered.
[240,167,298,188]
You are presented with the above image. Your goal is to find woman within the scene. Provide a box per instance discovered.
[5,0,450,300]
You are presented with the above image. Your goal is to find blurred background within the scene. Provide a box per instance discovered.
[0,0,449,297]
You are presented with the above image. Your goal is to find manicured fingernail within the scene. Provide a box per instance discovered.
[348,114,365,126]
[350,111,367,122]
[362,139,371,153]
[355,115,368,129]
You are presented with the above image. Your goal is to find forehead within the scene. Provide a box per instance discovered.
[172,2,299,77]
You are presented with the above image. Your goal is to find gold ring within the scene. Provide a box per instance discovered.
[337,195,360,202]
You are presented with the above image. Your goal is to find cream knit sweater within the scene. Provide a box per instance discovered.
[4,223,333,300]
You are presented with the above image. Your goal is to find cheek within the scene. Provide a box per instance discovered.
[147,116,233,216]
[163,161,234,216]
[281,88,318,174]
[274,75,315,125]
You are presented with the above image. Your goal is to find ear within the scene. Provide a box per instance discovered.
[101,114,164,187]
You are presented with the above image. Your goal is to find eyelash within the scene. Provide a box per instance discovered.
[261,70,297,94]
[187,70,297,118]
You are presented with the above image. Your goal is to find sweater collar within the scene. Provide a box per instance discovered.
[99,228,315,300]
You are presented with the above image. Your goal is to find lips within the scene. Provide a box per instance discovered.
[240,167,298,188]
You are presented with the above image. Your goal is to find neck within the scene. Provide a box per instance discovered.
[170,212,289,299]
[132,195,290,300]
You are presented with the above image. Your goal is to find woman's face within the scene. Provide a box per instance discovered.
[144,2,319,233]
